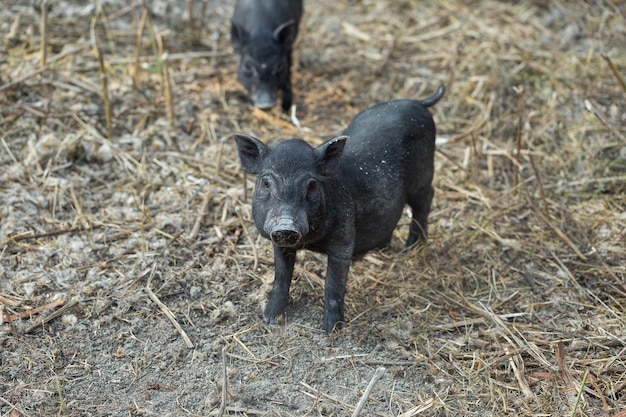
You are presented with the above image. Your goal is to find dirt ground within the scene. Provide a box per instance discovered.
[1,0,625,416]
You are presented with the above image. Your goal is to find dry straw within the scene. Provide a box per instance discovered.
[0,1,624,416]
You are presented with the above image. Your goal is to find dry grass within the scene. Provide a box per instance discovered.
[1,0,625,416]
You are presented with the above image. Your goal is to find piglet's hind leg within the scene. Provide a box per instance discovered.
[406,185,434,247]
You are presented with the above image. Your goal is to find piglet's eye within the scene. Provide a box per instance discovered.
[306,179,319,199]
[242,61,255,77]
[259,177,271,191]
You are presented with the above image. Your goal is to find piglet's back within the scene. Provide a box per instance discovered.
[335,100,437,255]
[342,101,436,155]
[233,0,303,37]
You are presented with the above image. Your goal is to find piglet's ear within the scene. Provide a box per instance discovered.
[231,20,248,51]
[234,133,268,174]
[315,135,347,173]
[273,19,297,45]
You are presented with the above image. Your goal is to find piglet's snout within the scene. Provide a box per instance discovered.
[271,228,300,246]
[267,217,307,247]
[252,89,276,110]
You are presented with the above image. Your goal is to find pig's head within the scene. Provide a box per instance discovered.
[234,133,347,247]
[231,20,298,110]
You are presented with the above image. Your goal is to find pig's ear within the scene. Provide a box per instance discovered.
[273,19,297,45]
[234,133,268,174]
[316,135,347,173]
[231,20,248,50]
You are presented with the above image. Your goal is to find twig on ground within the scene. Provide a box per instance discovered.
[300,381,353,410]
[0,45,88,92]
[25,298,79,334]
[251,107,294,130]
[586,373,611,414]
[550,249,586,293]
[527,196,587,261]
[189,183,213,240]
[145,274,194,348]
[5,297,67,322]
[571,370,589,416]
[513,85,525,189]
[186,0,197,44]
[374,31,398,76]
[0,225,103,246]
[397,397,437,417]
[72,113,142,170]
[218,346,229,417]
[90,9,112,138]
[222,406,268,415]
[133,7,149,86]
[95,44,113,138]
[437,147,469,174]
[157,34,175,125]
[224,352,279,366]
[0,396,32,417]
[0,293,21,307]
[597,257,626,294]
[77,50,229,72]
[290,105,306,140]
[39,0,49,66]
[527,153,546,203]
[584,99,626,145]
[461,297,553,368]
[1,136,19,164]
[232,335,256,359]
[602,54,626,93]
[504,345,533,397]
[234,209,259,271]
[351,367,386,417]
[556,342,579,408]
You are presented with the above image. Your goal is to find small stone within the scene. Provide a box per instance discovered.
[62,314,77,326]
[190,286,203,300]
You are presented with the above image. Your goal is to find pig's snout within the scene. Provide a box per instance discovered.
[251,89,277,110]
[267,217,307,247]
[271,228,301,246]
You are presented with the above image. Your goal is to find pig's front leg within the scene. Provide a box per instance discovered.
[280,52,294,112]
[264,245,297,324]
[281,82,293,112]
[322,254,352,333]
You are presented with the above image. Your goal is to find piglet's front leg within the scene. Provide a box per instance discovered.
[280,73,293,112]
[322,254,352,333]
[264,245,296,324]
[279,51,294,112]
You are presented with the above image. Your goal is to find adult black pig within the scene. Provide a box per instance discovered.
[234,85,445,333]
[231,0,303,111]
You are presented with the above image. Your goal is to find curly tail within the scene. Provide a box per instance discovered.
[418,85,445,107]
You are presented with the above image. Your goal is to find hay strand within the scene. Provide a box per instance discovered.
[145,265,194,349]
[602,54,626,93]
[1,1,625,415]
[351,367,386,417]
[24,299,79,334]
[38,0,49,66]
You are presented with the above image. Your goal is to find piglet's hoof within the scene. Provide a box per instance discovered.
[323,315,344,334]
[263,316,278,325]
